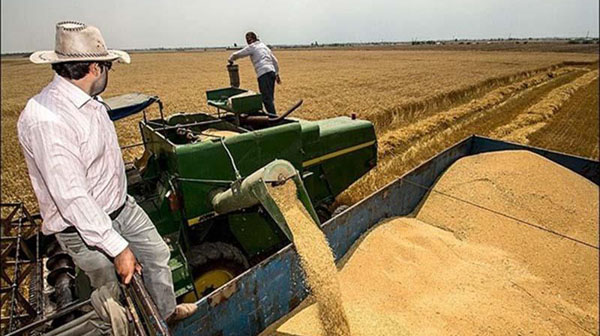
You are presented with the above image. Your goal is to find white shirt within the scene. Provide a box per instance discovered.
[18,74,128,257]
[229,41,280,78]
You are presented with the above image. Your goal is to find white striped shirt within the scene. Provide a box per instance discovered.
[18,74,128,257]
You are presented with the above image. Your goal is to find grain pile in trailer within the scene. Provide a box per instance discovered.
[266,150,598,336]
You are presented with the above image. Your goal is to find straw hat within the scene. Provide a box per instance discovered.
[30,21,130,64]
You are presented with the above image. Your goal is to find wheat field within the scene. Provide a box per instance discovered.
[1,48,598,210]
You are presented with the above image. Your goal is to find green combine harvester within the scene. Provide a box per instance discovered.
[102,76,377,303]
[2,67,377,335]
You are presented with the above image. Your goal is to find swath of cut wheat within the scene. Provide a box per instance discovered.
[491,70,599,143]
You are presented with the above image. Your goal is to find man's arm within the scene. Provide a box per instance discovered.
[270,52,280,75]
[26,120,128,258]
[270,51,281,84]
[228,44,254,62]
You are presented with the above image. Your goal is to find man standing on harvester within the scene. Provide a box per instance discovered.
[17,21,196,331]
[228,32,281,115]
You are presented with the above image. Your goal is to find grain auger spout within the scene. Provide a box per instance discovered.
[210,159,320,241]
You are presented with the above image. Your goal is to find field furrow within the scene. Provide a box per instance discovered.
[491,70,599,143]
[376,67,582,162]
[370,62,592,135]
[339,66,597,205]
[528,78,600,159]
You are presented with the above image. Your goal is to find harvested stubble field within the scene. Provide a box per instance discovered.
[1,48,598,211]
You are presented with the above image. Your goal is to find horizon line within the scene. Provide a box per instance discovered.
[2,36,598,56]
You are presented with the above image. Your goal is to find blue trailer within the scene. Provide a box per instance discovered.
[174,135,599,336]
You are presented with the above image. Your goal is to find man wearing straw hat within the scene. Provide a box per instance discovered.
[18,21,197,328]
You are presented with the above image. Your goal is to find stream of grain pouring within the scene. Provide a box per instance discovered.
[268,182,352,336]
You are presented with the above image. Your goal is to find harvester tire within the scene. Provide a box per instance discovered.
[184,242,249,301]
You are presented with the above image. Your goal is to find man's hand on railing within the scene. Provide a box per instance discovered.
[115,247,142,284]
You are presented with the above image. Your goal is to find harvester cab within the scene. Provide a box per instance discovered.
[93,68,378,303]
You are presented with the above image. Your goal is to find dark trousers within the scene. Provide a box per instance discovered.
[258,71,277,115]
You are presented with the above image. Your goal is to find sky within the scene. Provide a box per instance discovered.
[1,0,598,53]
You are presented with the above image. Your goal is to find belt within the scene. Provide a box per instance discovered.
[61,201,126,233]
[109,201,127,221]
